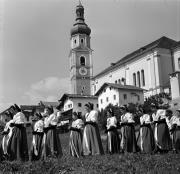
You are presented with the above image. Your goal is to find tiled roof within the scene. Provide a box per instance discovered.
[59,93,97,108]
[173,41,180,50]
[93,36,177,79]
[95,83,144,96]
[39,101,59,107]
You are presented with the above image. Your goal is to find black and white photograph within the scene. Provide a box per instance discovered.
[0,0,180,173]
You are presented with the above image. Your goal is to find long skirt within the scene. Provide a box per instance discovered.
[41,128,62,159]
[138,124,155,153]
[106,128,120,154]
[83,123,104,155]
[7,125,29,161]
[69,129,83,158]
[172,126,180,152]
[154,121,172,151]
[30,132,44,161]
[120,123,138,153]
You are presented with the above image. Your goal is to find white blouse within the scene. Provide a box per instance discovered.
[85,110,98,123]
[107,116,117,130]
[170,116,180,126]
[4,120,14,132]
[140,114,151,125]
[71,119,84,129]
[13,112,26,124]
[152,109,166,121]
[121,113,135,123]
[44,113,58,127]
[34,120,44,132]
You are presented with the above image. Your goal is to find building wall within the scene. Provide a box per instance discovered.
[98,86,120,111]
[170,73,180,99]
[98,86,144,110]
[173,47,180,71]
[92,48,173,98]
[63,97,98,116]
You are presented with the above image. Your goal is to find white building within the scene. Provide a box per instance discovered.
[92,36,178,98]
[170,42,180,107]
[59,93,98,117]
[95,83,144,110]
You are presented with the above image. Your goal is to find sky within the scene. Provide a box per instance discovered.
[0,0,180,112]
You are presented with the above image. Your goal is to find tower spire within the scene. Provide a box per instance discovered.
[78,0,82,6]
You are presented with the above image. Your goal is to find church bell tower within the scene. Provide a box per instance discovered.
[69,1,93,95]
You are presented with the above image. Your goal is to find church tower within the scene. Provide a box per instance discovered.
[69,1,93,95]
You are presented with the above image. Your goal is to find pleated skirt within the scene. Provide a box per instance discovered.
[120,124,138,153]
[30,133,44,161]
[69,130,83,158]
[106,129,120,154]
[83,123,104,155]
[7,126,29,161]
[138,124,155,153]
[154,122,172,151]
[41,128,63,159]
[172,127,180,152]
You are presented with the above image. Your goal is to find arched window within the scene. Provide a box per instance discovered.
[118,79,121,84]
[133,73,136,86]
[178,58,180,69]
[141,70,145,86]
[74,39,76,44]
[137,71,141,87]
[80,56,85,66]
[81,39,84,44]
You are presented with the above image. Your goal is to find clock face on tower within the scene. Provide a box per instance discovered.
[79,67,87,76]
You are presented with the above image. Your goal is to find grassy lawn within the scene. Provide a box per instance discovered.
[1,132,180,174]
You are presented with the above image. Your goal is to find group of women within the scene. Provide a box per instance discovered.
[0,104,62,161]
[1,102,180,161]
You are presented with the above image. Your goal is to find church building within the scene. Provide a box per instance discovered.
[92,37,179,98]
[59,1,98,116]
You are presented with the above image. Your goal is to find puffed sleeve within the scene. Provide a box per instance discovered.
[140,116,144,125]
[90,110,98,123]
[49,114,58,126]
[76,119,84,129]
[127,113,135,123]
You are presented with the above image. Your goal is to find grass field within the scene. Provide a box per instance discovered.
[1,131,180,174]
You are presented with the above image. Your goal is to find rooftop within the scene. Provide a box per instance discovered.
[59,93,97,108]
[93,36,177,79]
[95,83,145,96]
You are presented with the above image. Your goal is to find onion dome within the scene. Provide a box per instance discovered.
[70,1,91,36]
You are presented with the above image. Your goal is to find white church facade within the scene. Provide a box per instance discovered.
[92,37,179,99]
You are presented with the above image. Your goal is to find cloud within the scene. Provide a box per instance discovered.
[24,76,70,104]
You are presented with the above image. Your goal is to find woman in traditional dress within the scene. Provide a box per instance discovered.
[120,105,138,153]
[82,102,104,155]
[106,108,120,154]
[41,106,62,159]
[0,110,14,160]
[30,113,44,161]
[170,109,180,153]
[138,109,155,153]
[69,112,84,158]
[153,109,172,153]
[7,104,29,161]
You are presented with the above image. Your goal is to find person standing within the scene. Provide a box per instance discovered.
[0,110,14,160]
[30,113,44,161]
[106,108,120,154]
[69,112,84,158]
[7,104,29,161]
[170,109,180,153]
[138,109,155,153]
[82,102,104,155]
[153,109,172,153]
[120,105,138,153]
[41,106,62,159]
